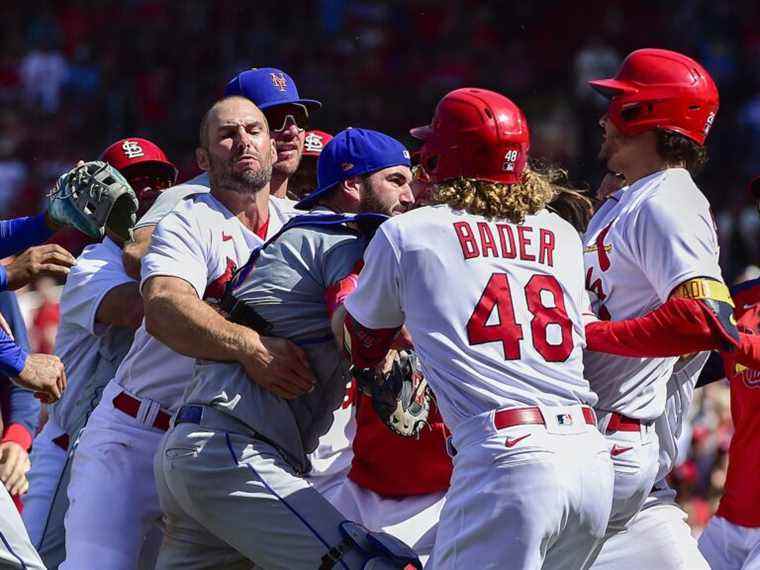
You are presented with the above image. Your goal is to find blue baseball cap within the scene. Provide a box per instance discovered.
[223,67,322,111]
[296,128,412,210]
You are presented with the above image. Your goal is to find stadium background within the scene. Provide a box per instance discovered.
[1,0,758,537]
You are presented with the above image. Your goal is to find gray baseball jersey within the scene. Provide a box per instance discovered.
[181,215,368,473]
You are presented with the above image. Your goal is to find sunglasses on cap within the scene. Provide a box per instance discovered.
[265,104,309,133]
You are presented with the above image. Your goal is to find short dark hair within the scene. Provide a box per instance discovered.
[198,95,261,149]
[656,130,708,176]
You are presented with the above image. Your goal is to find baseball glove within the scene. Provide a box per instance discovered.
[47,161,139,242]
[353,350,431,438]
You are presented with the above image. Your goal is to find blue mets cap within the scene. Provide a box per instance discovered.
[223,67,322,111]
[296,128,411,210]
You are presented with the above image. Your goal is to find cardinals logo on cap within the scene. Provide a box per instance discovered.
[122,140,145,159]
[304,132,326,154]
[270,72,288,92]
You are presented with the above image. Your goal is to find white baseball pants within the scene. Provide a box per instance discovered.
[431,405,614,570]
[61,381,164,570]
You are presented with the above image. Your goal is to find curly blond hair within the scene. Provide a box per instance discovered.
[430,164,592,228]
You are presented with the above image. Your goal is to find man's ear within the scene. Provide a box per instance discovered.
[342,176,363,201]
[270,139,277,165]
[196,147,209,171]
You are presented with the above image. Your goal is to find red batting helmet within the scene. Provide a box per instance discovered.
[411,88,529,185]
[589,48,719,146]
[100,138,178,183]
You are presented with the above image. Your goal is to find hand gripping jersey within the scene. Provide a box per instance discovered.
[180,213,384,473]
[49,237,135,435]
[115,192,295,412]
[345,204,597,431]
[716,278,760,527]
[583,168,723,421]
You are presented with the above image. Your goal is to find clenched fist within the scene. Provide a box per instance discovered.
[5,244,76,290]
[15,353,67,403]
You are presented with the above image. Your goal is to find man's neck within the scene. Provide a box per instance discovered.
[213,186,271,233]
[270,172,289,199]
[621,156,671,186]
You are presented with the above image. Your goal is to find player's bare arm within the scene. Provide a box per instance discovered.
[95,282,143,330]
[16,353,67,403]
[143,274,315,399]
[4,244,76,290]
[122,225,154,280]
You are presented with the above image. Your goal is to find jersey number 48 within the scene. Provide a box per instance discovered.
[466,273,573,362]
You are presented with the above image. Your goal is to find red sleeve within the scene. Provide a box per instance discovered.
[586,297,740,357]
[1,423,33,451]
[345,311,400,369]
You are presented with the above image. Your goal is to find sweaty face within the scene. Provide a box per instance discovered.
[203,97,275,194]
[267,105,307,178]
[358,165,415,216]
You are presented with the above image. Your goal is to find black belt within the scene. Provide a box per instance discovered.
[220,291,273,336]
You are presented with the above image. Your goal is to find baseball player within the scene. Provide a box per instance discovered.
[120,67,319,279]
[343,88,616,570]
[154,128,420,569]
[580,49,738,564]
[225,67,321,199]
[697,178,760,569]
[0,213,75,568]
[288,130,334,199]
[61,96,308,569]
[22,137,178,569]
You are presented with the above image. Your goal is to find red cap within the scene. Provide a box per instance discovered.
[303,130,333,158]
[411,88,530,185]
[100,138,178,183]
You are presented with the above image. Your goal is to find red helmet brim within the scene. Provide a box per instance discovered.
[588,79,640,98]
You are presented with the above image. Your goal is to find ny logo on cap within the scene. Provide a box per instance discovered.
[122,140,144,159]
[304,133,325,153]
[270,72,288,92]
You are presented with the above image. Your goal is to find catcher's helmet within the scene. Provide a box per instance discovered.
[589,48,719,146]
[100,138,178,184]
[410,88,530,185]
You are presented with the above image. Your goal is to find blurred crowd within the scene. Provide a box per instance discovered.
[1,0,758,535]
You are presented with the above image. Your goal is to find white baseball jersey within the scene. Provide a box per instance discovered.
[345,204,597,432]
[49,237,135,435]
[582,168,722,421]
[113,191,296,412]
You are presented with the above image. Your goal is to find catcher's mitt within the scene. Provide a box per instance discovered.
[353,350,431,438]
[47,161,138,242]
